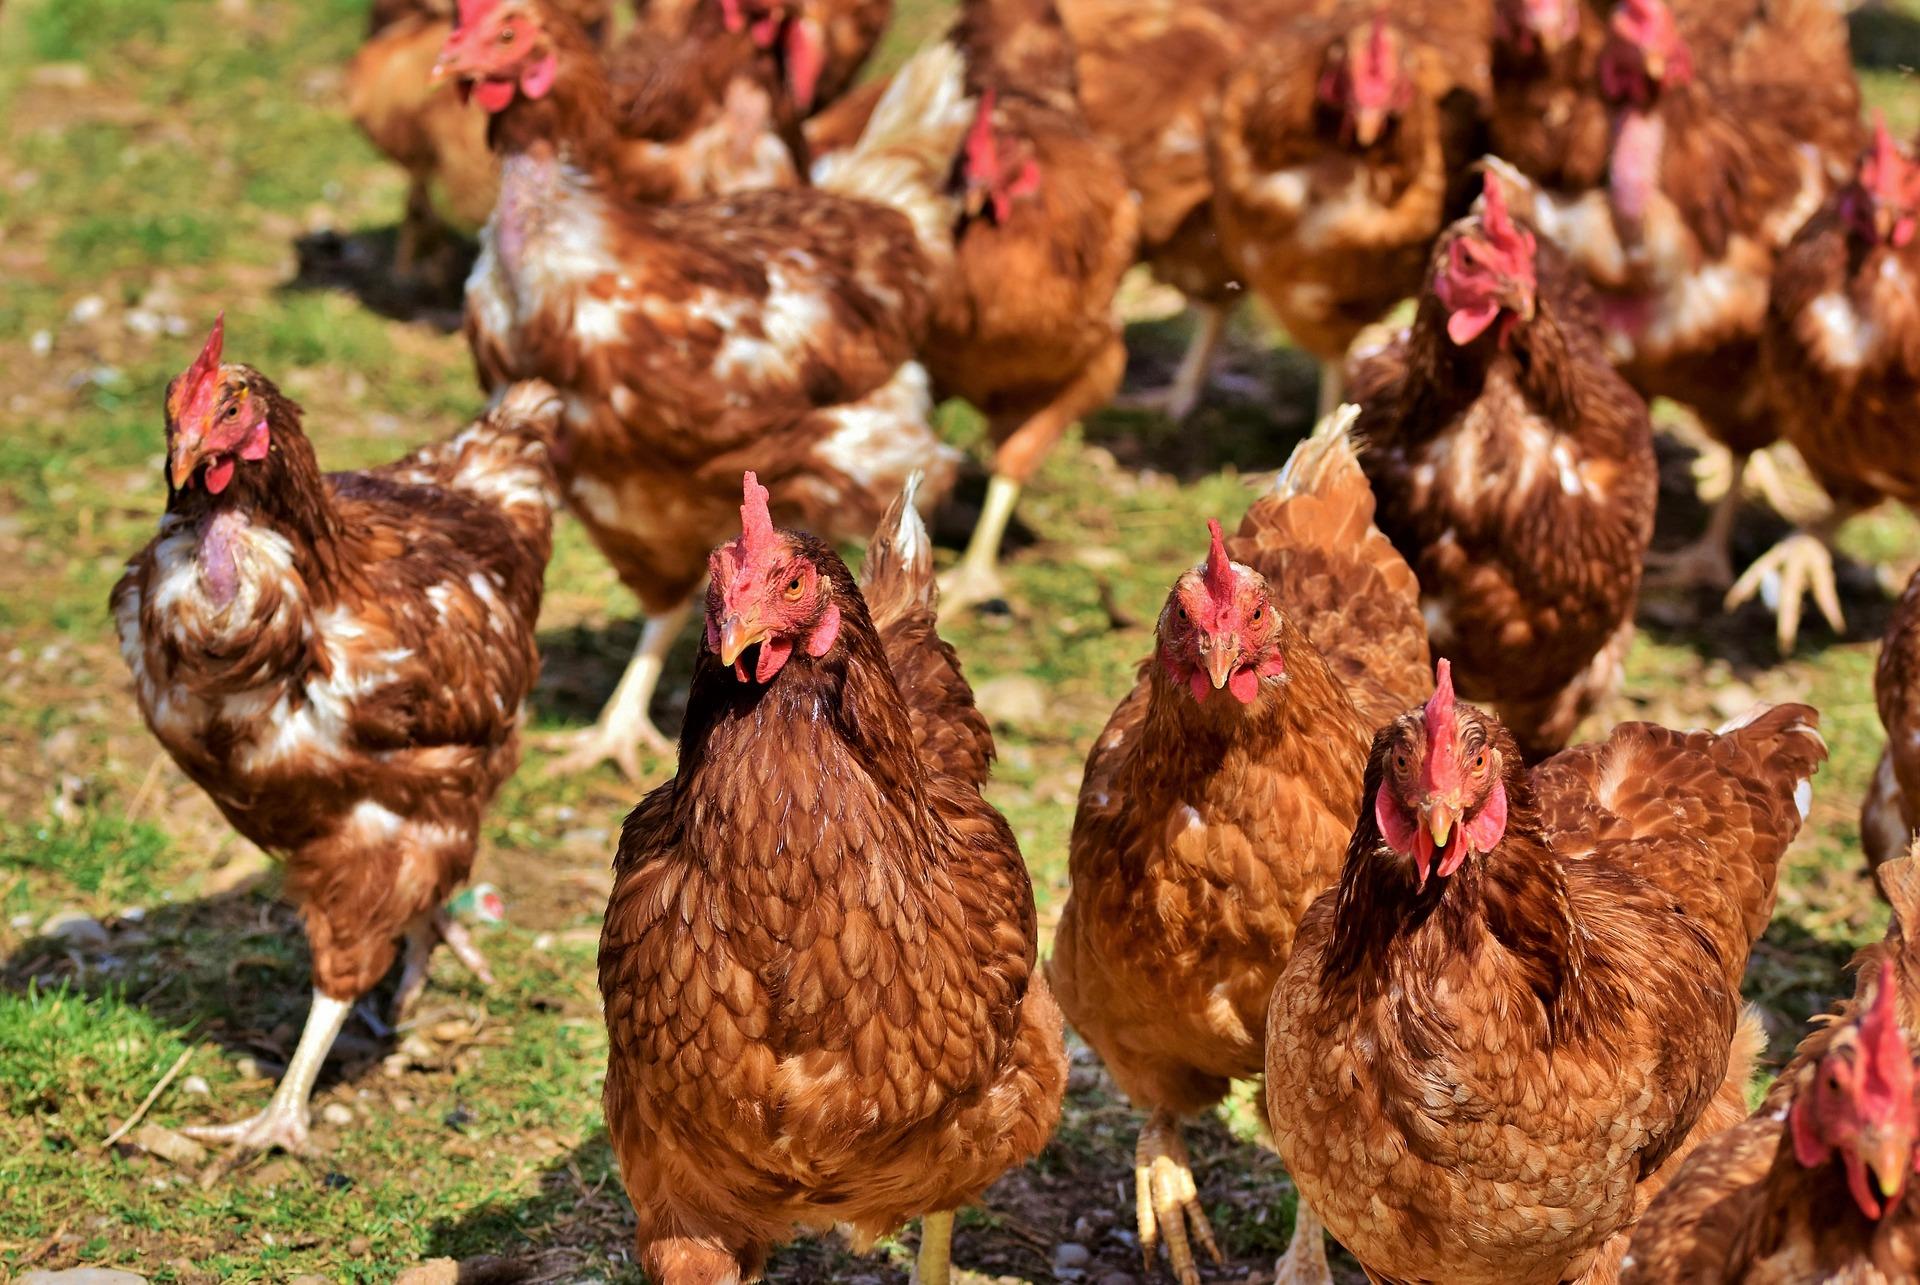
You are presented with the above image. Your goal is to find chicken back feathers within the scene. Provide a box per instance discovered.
[1867,574,1920,878]
[113,326,560,1001]
[1049,409,1429,1116]
[1266,682,1825,1285]
[598,476,1063,1281]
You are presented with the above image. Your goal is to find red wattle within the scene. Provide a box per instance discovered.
[204,456,236,494]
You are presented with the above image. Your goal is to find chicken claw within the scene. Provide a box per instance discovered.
[182,991,353,1166]
[540,597,694,780]
[1271,1199,1332,1285]
[1136,1112,1222,1285]
[1725,528,1845,654]
[537,718,671,783]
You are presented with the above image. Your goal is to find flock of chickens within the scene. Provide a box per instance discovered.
[95,0,1920,1280]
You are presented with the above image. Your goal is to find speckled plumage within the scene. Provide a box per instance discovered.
[1867,577,1920,877]
[1266,701,1825,1285]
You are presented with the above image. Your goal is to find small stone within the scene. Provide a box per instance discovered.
[1095,1274,1140,1285]
[129,1122,207,1168]
[972,674,1049,731]
[1054,1243,1092,1271]
[67,295,108,325]
[320,1103,353,1126]
[392,1260,460,1285]
[29,330,52,358]
[42,911,109,948]
[346,1238,372,1258]
[20,1273,147,1285]
[289,1276,331,1285]
[179,1075,210,1097]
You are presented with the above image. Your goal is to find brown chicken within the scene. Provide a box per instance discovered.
[1349,177,1657,758]
[1621,960,1920,1284]
[1488,0,1610,193]
[921,0,1139,608]
[1755,119,1920,653]
[113,319,560,1156]
[438,0,970,778]
[1867,573,1920,885]
[1210,0,1492,418]
[598,474,1064,1285]
[1490,0,1862,612]
[1267,670,1825,1284]
[347,0,611,286]
[1055,0,1255,421]
[1049,408,1430,1285]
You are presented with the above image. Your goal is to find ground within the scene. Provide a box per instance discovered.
[1,1,1918,1282]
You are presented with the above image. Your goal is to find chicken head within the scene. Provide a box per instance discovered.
[1598,0,1692,106]
[1316,16,1412,149]
[1495,0,1582,57]
[1436,176,1538,346]
[1156,519,1287,706]
[704,471,842,683]
[1843,114,1920,250]
[1373,659,1511,888]
[434,0,560,114]
[165,315,272,496]
[1790,961,1920,1221]
[716,0,825,112]
[958,91,1042,226]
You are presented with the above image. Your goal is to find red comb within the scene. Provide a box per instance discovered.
[1478,173,1536,264]
[172,313,225,419]
[1862,111,1917,203]
[740,470,776,562]
[1203,519,1236,608]
[456,0,499,26]
[965,88,1000,171]
[1483,174,1513,237]
[1860,961,1914,1101]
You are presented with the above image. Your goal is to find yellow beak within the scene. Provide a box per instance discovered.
[1424,800,1458,849]
[718,613,767,668]
[1864,1126,1913,1208]
[1203,639,1239,691]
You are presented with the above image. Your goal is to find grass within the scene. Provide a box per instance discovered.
[1,0,1919,1281]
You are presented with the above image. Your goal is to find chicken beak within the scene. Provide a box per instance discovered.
[1863,1127,1912,1214]
[1643,51,1666,84]
[1423,799,1458,851]
[168,436,205,490]
[1203,638,1239,691]
[718,612,767,668]
[1353,107,1386,148]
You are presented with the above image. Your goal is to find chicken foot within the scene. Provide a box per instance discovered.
[1136,1111,1222,1285]
[910,1209,954,1285]
[390,907,497,1025]
[541,595,695,781]
[180,989,352,1157]
[1645,451,1747,593]
[1724,510,1849,654]
[1117,301,1228,423]
[940,475,1022,611]
[1271,1198,1333,1285]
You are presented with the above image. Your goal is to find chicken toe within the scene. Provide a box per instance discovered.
[540,597,694,781]
[1135,1112,1222,1285]
[1725,525,1846,654]
[181,990,352,1160]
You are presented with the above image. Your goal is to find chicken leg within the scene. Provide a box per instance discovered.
[939,474,1022,611]
[181,989,352,1156]
[911,1210,954,1285]
[1118,301,1228,423]
[1645,452,1746,593]
[541,595,695,781]
[1136,1110,1222,1285]
[390,907,496,1025]
[1315,360,1345,422]
[1724,510,1849,654]
[1272,1199,1333,1285]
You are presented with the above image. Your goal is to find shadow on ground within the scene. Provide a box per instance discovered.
[288,224,473,333]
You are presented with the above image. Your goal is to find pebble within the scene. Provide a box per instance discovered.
[972,674,1050,731]
[129,1123,207,1168]
[392,1261,459,1285]
[1054,1242,1092,1271]
[67,295,107,325]
[320,1103,354,1126]
[20,1272,148,1285]
[289,1276,332,1285]
[180,1075,210,1096]
[1095,1274,1140,1285]
[30,330,52,358]
[42,911,109,948]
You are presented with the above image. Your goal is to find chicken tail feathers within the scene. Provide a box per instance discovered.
[810,40,973,261]
[1712,700,1828,827]
[860,471,934,629]
[1242,403,1386,553]
[389,380,564,553]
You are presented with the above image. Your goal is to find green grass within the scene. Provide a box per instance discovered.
[2,0,1919,1280]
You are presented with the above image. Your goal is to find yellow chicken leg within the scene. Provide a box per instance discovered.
[911,1210,954,1285]
[1272,1198,1333,1285]
[1136,1110,1222,1285]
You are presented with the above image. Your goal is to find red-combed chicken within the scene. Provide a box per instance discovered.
[1349,177,1657,758]
[598,473,1064,1285]
[1055,0,1255,421]
[1489,0,1862,613]
[1754,119,1920,653]
[920,0,1139,608]
[347,0,611,287]
[1622,961,1920,1283]
[1867,575,1920,885]
[436,0,971,779]
[1049,408,1430,1285]
[112,319,561,1156]
[1210,1,1492,418]
[1266,665,1826,1284]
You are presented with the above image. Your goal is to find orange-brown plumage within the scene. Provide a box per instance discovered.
[1350,183,1657,758]
[598,476,1063,1283]
[1867,576,1920,879]
[1267,686,1825,1284]
[1048,411,1428,1282]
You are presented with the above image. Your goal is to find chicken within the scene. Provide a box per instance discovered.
[1490,0,1862,604]
[1488,0,1611,193]
[1056,0,1255,421]
[1621,961,1920,1284]
[1048,407,1430,1285]
[1753,119,1920,653]
[347,0,612,287]
[1349,177,1657,758]
[1867,574,1920,887]
[1210,1,1492,418]
[921,0,1139,609]
[437,0,970,778]
[598,473,1065,1285]
[111,318,561,1156]
[1267,668,1826,1284]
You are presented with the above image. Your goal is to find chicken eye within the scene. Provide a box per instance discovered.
[1176,605,1188,621]
[499,25,517,43]
[784,575,804,598]
[222,404,238,420]
[1473,751,1486,771]
[1250,606,1263,622]
[1393,751,1409,772]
